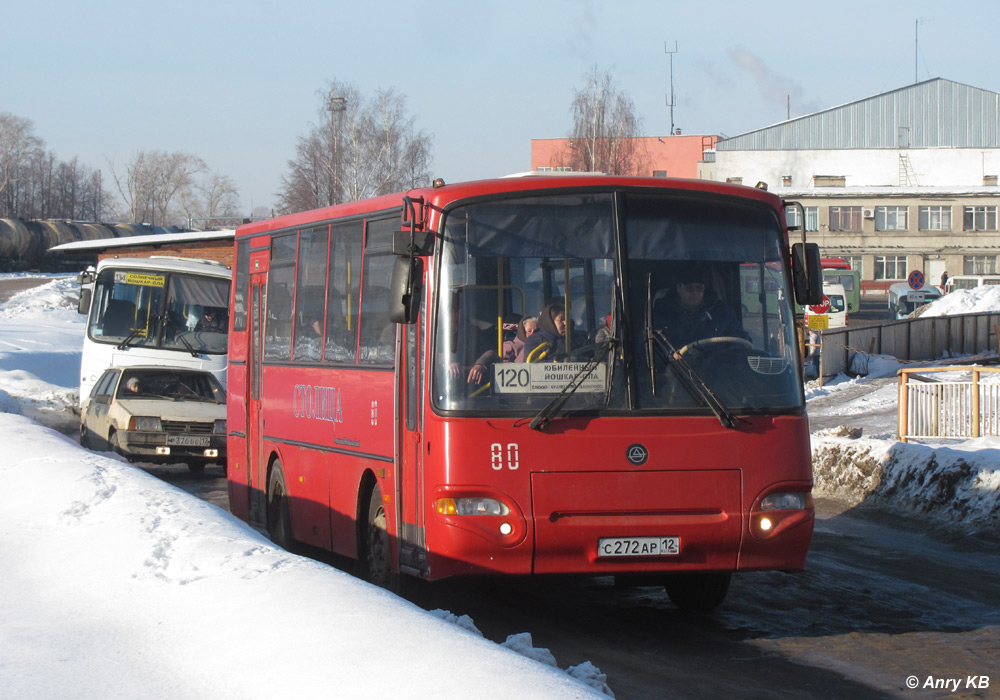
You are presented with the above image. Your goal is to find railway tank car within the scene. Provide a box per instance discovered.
[0,219,186,271]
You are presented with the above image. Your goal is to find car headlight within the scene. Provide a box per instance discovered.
[129,416,162,432]
[214,419,226,434]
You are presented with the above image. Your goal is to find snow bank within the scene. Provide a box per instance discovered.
[0,412,606,700]
[812,432,1000,533]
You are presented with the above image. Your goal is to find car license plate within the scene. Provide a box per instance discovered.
[167,435,211,447]
[598,536,681,558]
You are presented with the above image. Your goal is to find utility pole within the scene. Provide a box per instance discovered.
[665,41,678,135]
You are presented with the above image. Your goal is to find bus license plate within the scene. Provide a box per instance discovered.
[598,537,681,558]
[167,435,211,447]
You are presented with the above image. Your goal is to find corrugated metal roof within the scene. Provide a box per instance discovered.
[717,79,1000,151]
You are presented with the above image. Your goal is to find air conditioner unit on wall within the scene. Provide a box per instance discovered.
[863,208,875,219]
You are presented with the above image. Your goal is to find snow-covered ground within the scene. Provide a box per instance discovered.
[0,275,997,698]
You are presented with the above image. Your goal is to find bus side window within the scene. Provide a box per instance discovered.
[265,233,297,361]
[326,221,362,364]
[358,255,395,365]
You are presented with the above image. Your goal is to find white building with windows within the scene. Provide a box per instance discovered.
[700,78,1000,294]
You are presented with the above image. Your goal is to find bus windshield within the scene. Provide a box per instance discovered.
[88,267,231,355]
[433,191,802,416]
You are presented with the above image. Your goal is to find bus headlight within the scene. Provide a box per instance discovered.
[129,416,162,432]
[752,490,813,539]
[435,497,510,516]
[759,492,808,511]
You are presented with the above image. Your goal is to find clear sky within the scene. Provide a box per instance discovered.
[4,0,998,215]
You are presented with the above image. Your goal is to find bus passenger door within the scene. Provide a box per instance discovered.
[396,318,425,575]
[247,274,267,527]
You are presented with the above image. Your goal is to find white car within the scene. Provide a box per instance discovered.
[80,366,226,473]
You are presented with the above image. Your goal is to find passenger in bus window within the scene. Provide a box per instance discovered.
[522,302,566,362]
[654,265,746,351]
[508,316,537,362]
[462,314,534,383]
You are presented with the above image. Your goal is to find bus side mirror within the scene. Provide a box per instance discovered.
[78,288,92,315]
[388,256,423,324]
[792,242,823,306]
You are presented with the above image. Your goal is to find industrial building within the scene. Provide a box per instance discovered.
[702,78,1000,295]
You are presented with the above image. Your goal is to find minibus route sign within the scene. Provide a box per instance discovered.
[492,362,607,393]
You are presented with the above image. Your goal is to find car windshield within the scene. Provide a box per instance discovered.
[116,369,225,403]
[432,190,803,417]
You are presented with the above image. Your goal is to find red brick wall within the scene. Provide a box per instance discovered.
[96,241,234,268]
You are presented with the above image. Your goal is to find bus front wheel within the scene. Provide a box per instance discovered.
[267,461,292,549]
[664,572,731,612]
[361,485,393,589]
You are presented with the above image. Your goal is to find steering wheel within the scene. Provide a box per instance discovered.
[675,336,752,357]
[525,342,552,363]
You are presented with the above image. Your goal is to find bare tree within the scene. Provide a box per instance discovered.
[0,113,44,214]
[277,80,433,214]
[108,150,206,226]
[567,66,649,176]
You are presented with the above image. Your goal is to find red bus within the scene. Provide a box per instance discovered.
[226,175,823,610]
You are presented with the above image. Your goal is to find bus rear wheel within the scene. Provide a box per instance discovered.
[267,461,292,549]
[361,485,393,589]
[664,572,731,612]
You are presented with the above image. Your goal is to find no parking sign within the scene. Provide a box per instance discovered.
[907,270,925,290]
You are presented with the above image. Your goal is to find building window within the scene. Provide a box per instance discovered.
[554,166,572,172]
[874,255,908,281]
[782,175,792,187]
[726,177,743,185]
[845,256,863,275]
[829,206,862,232]
[536,166,553,172]
[963,255,1000,275]
[805,207,819,232]
[963,206,998,232]
[875,206,908,231]
[918,206,952,231]
[653,170,667,178]
[784,206,818,232]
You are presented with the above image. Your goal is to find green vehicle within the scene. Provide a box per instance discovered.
[821,269,861,313]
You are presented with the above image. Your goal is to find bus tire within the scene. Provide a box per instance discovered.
[361,484,394,590]
[187,461,206,474]
[664,572,731,612]
[267,461,293,549]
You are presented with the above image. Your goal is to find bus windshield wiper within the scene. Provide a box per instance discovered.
[528,339,616,431]
[649,329,739,429]
[116,326,144,350]
[158,314,200,357]
[642,274,738,429]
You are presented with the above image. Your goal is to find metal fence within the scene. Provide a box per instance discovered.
[897,366,1000,442]
[814,311,1000,379]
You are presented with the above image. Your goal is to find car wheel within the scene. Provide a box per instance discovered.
[109,430,121,455]
[266,461,293,549]
[80,423,92,449]
[664,572,731,612]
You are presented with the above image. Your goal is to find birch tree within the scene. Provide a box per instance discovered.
[567,67,648,176]
[278,81,433,214]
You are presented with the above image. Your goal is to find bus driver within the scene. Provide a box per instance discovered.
[654,265,746,352]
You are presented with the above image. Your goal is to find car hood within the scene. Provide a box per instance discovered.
[114,398,226,422]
